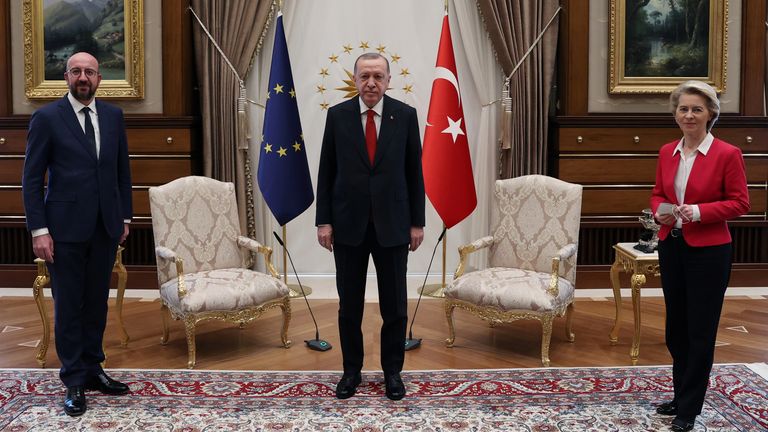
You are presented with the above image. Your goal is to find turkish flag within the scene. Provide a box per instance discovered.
[422,14,477,229]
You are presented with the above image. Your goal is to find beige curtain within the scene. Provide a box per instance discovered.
[477,0,559,178]
[191,0,274,235]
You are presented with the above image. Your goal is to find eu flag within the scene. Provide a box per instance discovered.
[257,12,314,226]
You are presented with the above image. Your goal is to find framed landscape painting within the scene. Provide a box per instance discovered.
[23,0,144,99]
[609,0,728,94]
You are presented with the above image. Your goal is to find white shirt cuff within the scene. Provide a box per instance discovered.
[31,228,49,237]
[692,205,701,222]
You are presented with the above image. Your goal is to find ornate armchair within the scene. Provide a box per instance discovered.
[149,176,291,368]
[444,175,582,366]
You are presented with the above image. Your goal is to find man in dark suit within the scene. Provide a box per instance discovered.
[22,52,132,416]
[316,52,425,401]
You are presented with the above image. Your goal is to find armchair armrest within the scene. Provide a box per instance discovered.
[155,246,187,299]
[237,236,280,278]
[548,243,577,297]
[454,236,494,279]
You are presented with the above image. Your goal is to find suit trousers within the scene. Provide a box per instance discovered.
[48,214,119,387]
[333,222,409,376]
[657,235,732,420]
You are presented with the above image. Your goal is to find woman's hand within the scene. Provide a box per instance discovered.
[655,212,677,226]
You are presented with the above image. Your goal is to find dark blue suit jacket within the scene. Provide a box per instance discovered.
[22,96,132,242]
[316,95,425,247]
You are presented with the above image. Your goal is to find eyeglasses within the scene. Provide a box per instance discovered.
[66,68,98,78]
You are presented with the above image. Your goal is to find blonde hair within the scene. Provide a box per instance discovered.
[669,80,720,132]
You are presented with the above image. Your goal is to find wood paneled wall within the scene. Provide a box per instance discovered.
[556,0,768,286]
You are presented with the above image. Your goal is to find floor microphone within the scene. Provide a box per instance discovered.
[404,227,447,351]
[272,231,332,352]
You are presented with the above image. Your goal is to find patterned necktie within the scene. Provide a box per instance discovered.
[81,107,97,158]
[365,109,377,165]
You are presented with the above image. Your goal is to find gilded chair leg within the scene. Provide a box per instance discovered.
[444,301,456,347]
[160,303,170,345]
[280,297,292,348]
[32,262,51,368]
[184,318,197,369]
[540,315,554,367]
[565,303,575,342]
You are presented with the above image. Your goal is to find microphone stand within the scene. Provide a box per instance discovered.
[272,232,331,352]
[405,227,447,351]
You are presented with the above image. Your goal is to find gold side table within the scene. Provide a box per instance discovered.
[608,242,660,365]
[33,245,129,368]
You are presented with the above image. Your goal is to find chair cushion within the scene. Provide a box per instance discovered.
[160,268,289,314]
[444,267,574,312]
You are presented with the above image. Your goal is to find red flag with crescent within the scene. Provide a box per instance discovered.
[422,13,477,229]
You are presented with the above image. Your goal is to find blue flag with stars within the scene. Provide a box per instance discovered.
[258,12,314,226]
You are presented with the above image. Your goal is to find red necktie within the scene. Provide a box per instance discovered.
[365,109,377,165]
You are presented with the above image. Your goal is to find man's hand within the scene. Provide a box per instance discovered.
[317,224,334,252]
[409,226,424,251]
[120,224,130,244]
[32,234,54,263]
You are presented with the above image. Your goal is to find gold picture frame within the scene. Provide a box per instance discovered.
[609,0,727,94]
[23,0,144,99]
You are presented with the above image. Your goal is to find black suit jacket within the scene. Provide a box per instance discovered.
[22,95,132,242]
[316,95,425,247]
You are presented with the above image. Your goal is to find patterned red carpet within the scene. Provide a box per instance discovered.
[1,364,767,431]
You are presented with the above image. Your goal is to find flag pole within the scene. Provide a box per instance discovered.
[282,224,312,297]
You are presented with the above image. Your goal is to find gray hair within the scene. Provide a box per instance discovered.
[670,80,720,132]
[353,52,390,75]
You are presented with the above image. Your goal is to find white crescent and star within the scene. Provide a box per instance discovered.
[425,66,465,144]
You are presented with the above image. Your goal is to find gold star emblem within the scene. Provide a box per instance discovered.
[319,68,329,77]
[289,88,296,98]
[359,41,369,49]
[316,84,326,94]
[329,54,339,63]
[399,68,410,77]
[335,69,358,99]
[264,143,272,153]
[402,84,413,94]
[390,53,401,63]
[343,44,353,54]
[273,83,284,94]
[293,142,302,152]
[266,92,270,100]
[277,147,287,157]
[376,44,386,54]
[320,102,330,110]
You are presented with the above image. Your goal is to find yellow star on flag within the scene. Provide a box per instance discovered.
[320,102,330,110]
[277,147,287,157]
[329,54,339,63]
[359,41,369,49]
[289,89,296,98]
[293,142,302,152]
[402,84,413,94]
[343,44,353,54]
[400,68,410,77]
[264,143,273,153]
[319,68,330,77]
[390,53,401,63]
[316,84,326,94]
[376,44,386,54]
[273,83,284,94]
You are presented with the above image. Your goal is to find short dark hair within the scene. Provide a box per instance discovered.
[353,52,390,75]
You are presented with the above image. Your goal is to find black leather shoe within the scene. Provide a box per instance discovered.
[85,372,130,395]
[670,417,695,431]
[656,401,678,415]
[335,372,362,399]
[64,386,86,416]
[384,373,405,401]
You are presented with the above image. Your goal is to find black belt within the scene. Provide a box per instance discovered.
[670,228,683,238]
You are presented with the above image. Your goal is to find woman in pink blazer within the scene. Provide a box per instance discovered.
[650,80,750,431]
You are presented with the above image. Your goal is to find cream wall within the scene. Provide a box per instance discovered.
[10,0,163,114]
[588,0,741,113]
